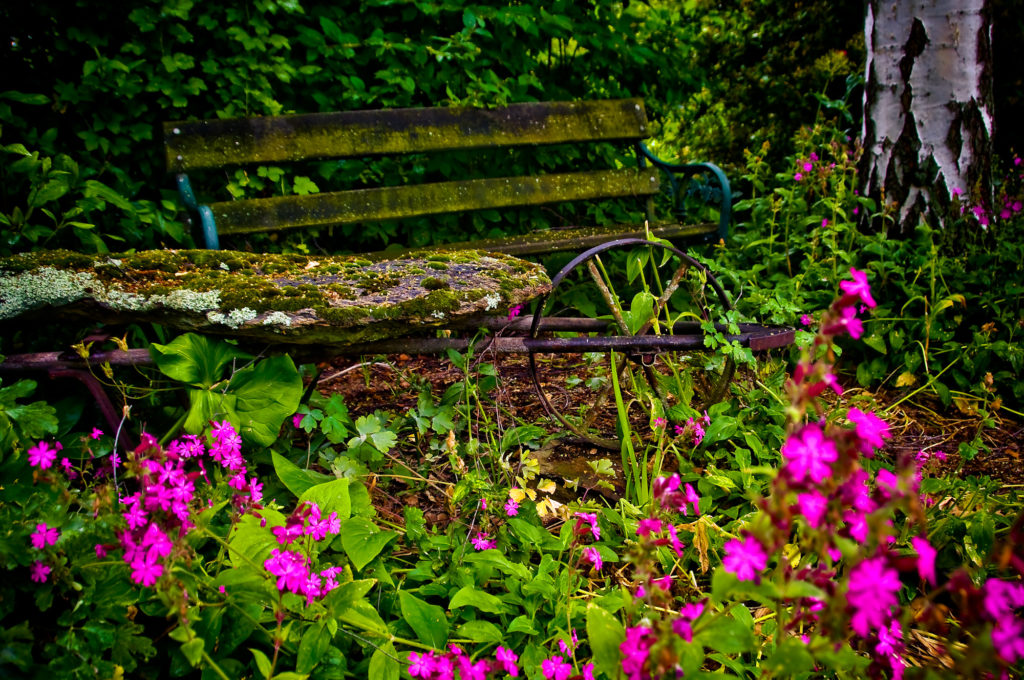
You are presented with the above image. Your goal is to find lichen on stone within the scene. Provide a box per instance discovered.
[0,248,551,345]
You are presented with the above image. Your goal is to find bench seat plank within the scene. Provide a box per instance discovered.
[367,222,721,259]
[165,99,649,172]
[212,168,660,235]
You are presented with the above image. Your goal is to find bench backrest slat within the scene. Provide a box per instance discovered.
[165,99,649,172]
[212,168,660,235]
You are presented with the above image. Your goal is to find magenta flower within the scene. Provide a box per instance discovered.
[95,544,108,558]
[471,532,496,551]
[504,497,519,516]
[992,616,1024,664]
[800,314,814,326]
[797,490,828,528]
[803,161,813,172]
[30,560,51,583]
[407,651,433,678]
[540,655,571,680]
[911,536,936,585]
[781,423,838,484]
[495,646,519,677]
[292,413,304,429]
[90,427,103,439]
[508,303,523,321]
[847,556,901,636]
[839,267,876,308]
[848,408,890,455]
[582,663,595,680]
[667,524,685,558]
[620,626,656,680]
[574,512,600,540]
[672,601,705,641]
[683,483,701,516]
[130,558,164,587]
[582,546,603,571]
[636,517,663,536]
[480,497,487,510]
[27,441,57,469]
[652,416,667,429]
[794,172,803,182]
[723,535,768,582]
[30,522,60,550]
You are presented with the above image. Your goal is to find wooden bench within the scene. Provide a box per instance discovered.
[163,99,731,257]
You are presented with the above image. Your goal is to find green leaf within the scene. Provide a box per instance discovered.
[150,333,251,388]
[341,517,397,571]
[296,621,331,674]
[229,511,284,570]
[698,611,755,655]
[763,638,814,675]
[180,638,204,667]
[398,591,448,649]
[251,648,273,677]
[272,451,333,498]
[449,586,504,614]
[369,641,399,680]
[229,354,303,446]
[292,175,319,195]
[507,616,539,635]
[298,478,352,522]
[862,333,887,354]
[586,603,624,677]
[465,550,531,581]
[456,620,503,643]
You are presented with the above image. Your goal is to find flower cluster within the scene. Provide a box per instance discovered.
[408,644,519,680]
[262,500,344,605]
[118,421,262,588]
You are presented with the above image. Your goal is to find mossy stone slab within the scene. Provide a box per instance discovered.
[0,249,550,345]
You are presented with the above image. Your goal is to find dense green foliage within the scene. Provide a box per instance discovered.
[0,0,863,255]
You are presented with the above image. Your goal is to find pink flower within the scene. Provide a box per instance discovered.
[847,556,901,637]
[636,517,663,536]
[480,498,487,510]
[30,560,51,583]
[683,483,700,516]
[508,304,523,321]
[803,161,813,172]
[408,651,433,677]
[292,413,304,429]
[27,441,57,469]
[992,617,1024,664]
[848,408,890,455]
[797,490,828,528]
[620,626,657,680]
[504,497,519,516]
[652,417,667,429]
[30,523,60,550]
[822,305,863,339]
[90,427,104,440]
[495,646,519,677]
[583,546,603,571]
[95,544,108,558]
[821,218,829,228]
[574,512,600,540]
[839,268,876,308]
[672,601,705,641]
[800,314,814,326]
[583,663,595,680]
[781,423,838,484]
[911,536,936,586]
[471,532,496,551]
[130,558,164,587]
[794,172,803,182]
[541,655,571,680]
[723,535,768,582]
[667,524,685,557]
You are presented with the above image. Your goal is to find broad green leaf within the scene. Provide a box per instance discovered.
[586,603,624,677]
[369,641,399,680]
[272,451,333,498]
[183,389,237,435]
[449,586,504,614]
[296,621,331,674]
[323,578,376,615]
[341,517,397,571]
[337,600,389,635]
[465,550,531,581]
[456,620,503,643]
[298,478,352,522]
[228,511,284,570]
[398,591,448,649]
[180,638,204,667]
[229,354,302,446]
[150,333,251,388]
[507,616,539,635]
[698,611,755,655]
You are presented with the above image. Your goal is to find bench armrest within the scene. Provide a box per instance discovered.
[636,142,732,243]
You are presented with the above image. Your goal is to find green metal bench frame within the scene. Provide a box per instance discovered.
[164,99,731,255]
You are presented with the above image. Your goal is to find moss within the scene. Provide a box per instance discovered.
[427,262,448,271]
[420,277,449,291]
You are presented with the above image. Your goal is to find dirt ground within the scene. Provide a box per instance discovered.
[314,351,1024,492]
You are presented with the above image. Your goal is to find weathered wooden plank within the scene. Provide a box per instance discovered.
[212,168,660,235]
[164,99,648,172]
[0,249,550,345]
[367,221,721,259]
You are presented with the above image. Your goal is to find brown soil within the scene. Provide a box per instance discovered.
[314,351,1024,497]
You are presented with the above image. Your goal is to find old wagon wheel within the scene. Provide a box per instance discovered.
[527,238,735,449]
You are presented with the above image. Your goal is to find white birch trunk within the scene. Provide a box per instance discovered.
[861,0,994,235]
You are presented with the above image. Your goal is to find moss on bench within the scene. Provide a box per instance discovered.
[0,249,550,345]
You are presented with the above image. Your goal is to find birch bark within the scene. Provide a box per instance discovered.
[861,0,994,235]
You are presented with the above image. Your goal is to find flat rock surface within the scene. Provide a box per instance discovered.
[0,249,550,344]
